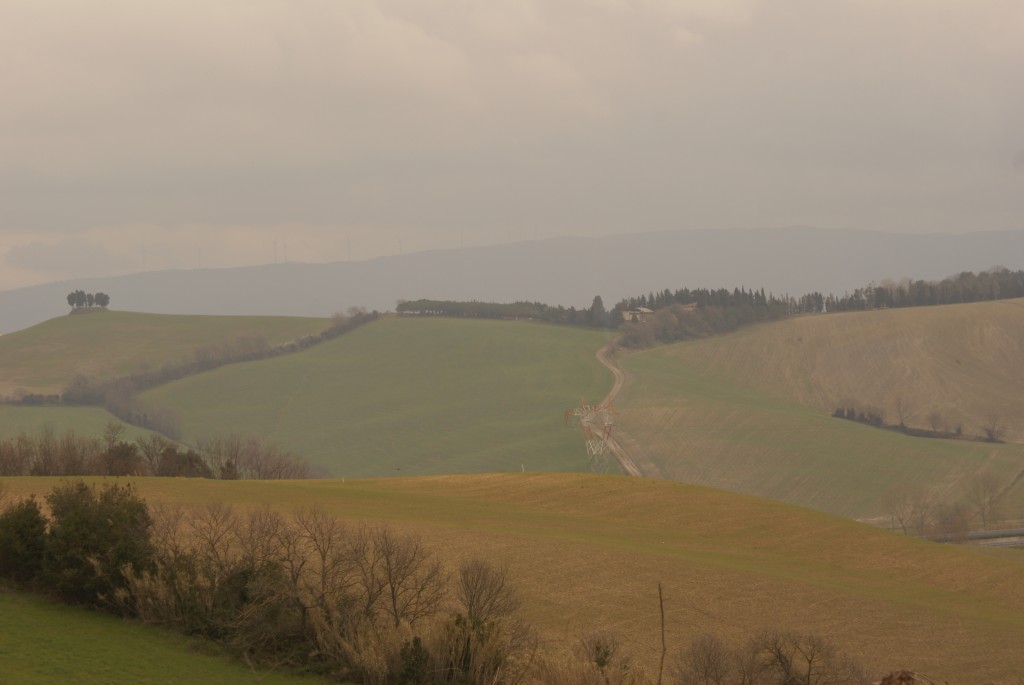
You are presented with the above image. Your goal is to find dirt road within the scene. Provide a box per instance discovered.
[593,342,661,478]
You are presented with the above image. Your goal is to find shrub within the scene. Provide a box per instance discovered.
[0,496,47,585]
[42,481,155,606]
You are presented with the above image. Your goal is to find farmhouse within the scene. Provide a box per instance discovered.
[624,307,653,322]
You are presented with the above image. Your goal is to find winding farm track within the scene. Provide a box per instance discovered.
[594,342,662,478]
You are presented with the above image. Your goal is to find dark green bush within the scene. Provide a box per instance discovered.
[42,481,154,606]
[0,496,47,584]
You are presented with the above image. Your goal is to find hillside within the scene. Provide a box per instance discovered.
[0,311,327,396]
[657,298,1024,442]
[0,405,161,442]
[614,298,1024,519]
[140,317,612,476]
[2,228,1022,334]
[3,473,1023,682]
[0,591,330,685]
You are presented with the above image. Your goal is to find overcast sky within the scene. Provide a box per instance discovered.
[1,0,1022,290]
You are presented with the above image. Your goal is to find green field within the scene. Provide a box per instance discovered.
[616,349,1024,520]
[140,317,612,476]
[0,310,328,396]
[0,405,161,442]
[4,474,1023,682]
[0,590,331,685]
[614,299,1024,520]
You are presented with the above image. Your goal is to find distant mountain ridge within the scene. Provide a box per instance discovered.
[2,227,1022,333]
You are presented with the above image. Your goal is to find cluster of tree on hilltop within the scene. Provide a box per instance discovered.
[66,289,110,309]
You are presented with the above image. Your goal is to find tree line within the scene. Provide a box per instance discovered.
[66,290,110,309]
[0,423,308,480]
[882,469,1004,538]
[396,298,614,328]
[62,308,379,405]
[0,481,892,685]
[611,267,1024,348]
[0,309,380,439]
[823,266,1024,312]
[614,287,790,348]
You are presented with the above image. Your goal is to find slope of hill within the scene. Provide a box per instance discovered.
[4,473,1023,682]
[0,311,327,396]
[0,405,160,442]
[2,227,1022,333]
[614,298,1024,519]
[660,298,1024,442]
[0,590,330,685]
[140,317,612,476]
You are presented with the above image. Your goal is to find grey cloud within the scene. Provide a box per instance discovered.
[0,0,1021,268]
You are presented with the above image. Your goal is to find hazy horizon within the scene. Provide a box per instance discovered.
[2,0,1022,290]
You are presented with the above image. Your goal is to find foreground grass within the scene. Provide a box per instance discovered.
[3,474,1023,682]
[141,317,612,476]
[0,589,331,685]
[0,310,328,396]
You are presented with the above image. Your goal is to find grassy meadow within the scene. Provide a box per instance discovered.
[140,317,612,476]
[0,310,328,396]
[614,299,1024,520]
[0,590,331,685]
[0,405,161,442]
[3,473,1024,682]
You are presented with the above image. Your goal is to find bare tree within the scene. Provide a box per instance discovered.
[927,410,944,433]
[982,414,1005,443]
[196,434,308,480]
[456,559,520,627]
[373,527,446,628]
[894,396,911,430]
[881,486,913,534]
[673,634,732,685]
[934,502,973,542]
[884,485,935,536]
[0,439,29,476]
[188,501,242,575]
[30,424,59,476]
[752,631,863,685]
[136,434,174,475]
[237,506,289,569]
[968,471,1002,531]
[347,525,387,621]
[907,489,934,536]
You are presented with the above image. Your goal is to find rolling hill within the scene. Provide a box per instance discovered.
[139,317,613,476]
[3,473,1023,682]
[5,300,1020,523]
[650,298,1024,443]
[0,405,161,442]
[0,310,327,396]
[614,298,1024,519]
